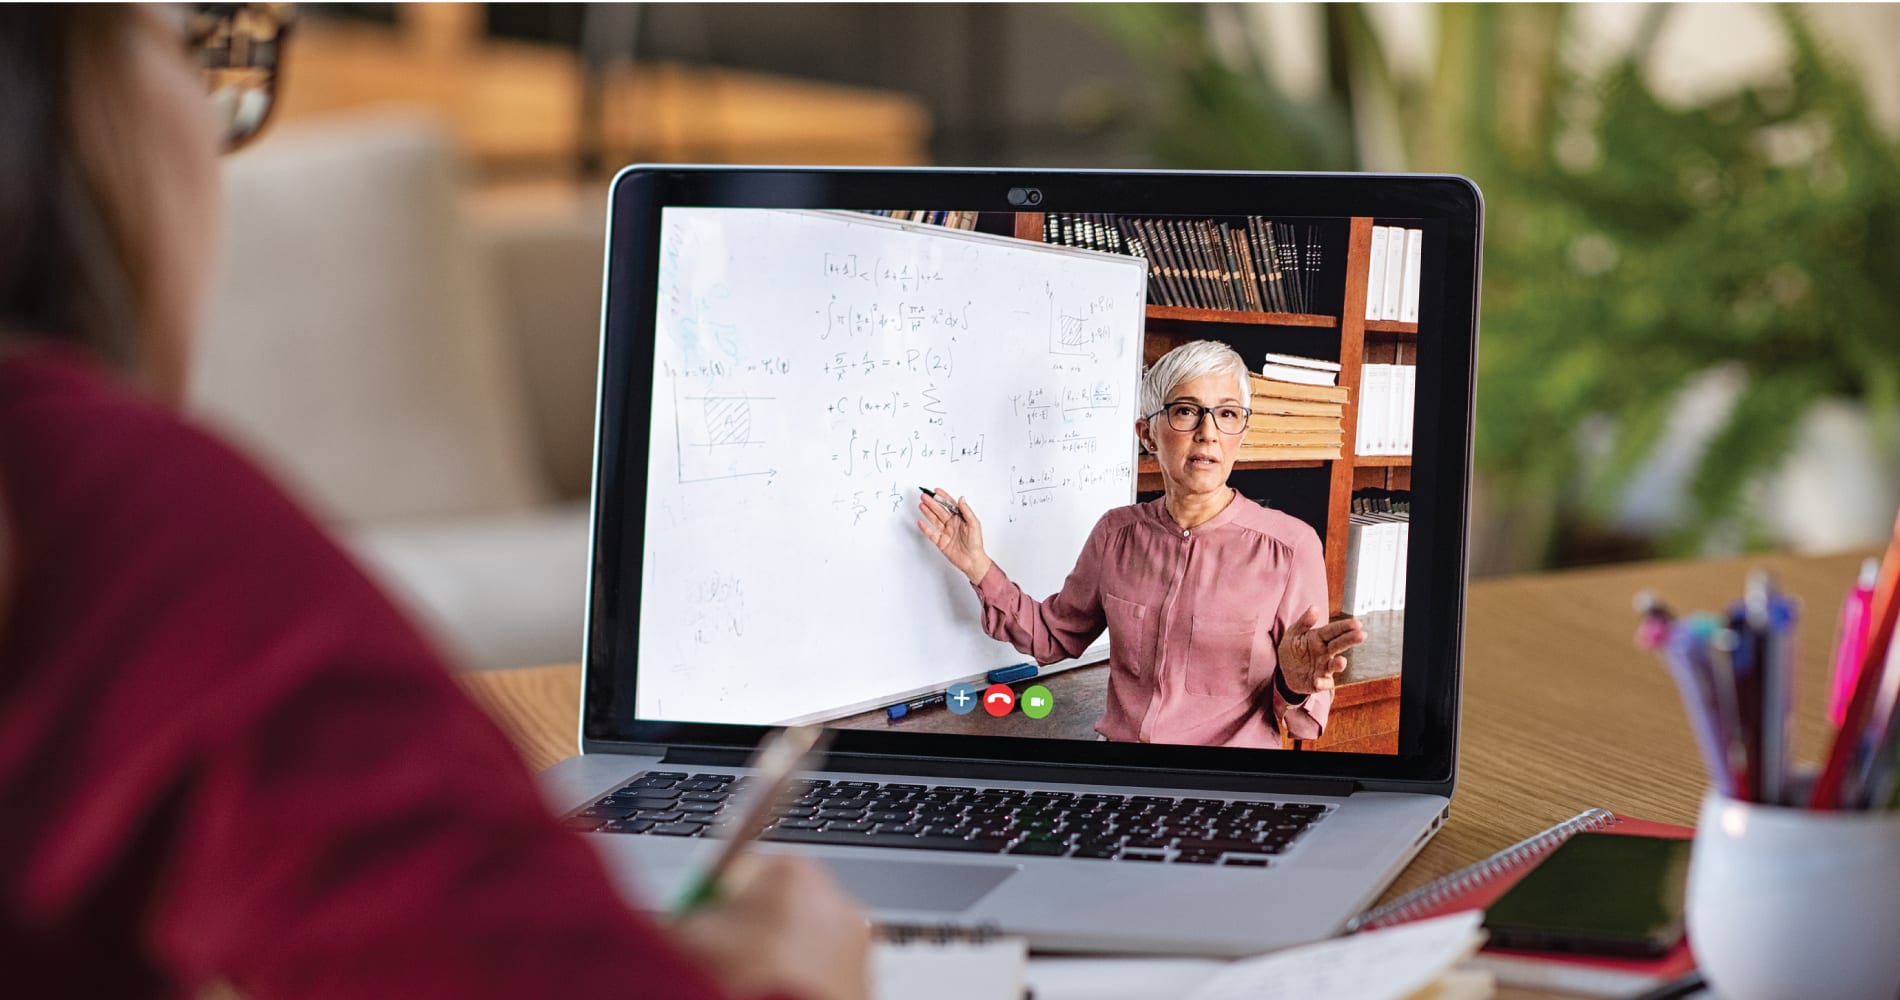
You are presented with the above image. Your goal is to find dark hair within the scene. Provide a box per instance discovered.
[0,6,146,370]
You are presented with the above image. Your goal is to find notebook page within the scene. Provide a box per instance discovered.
[872,934,1027,1000]
[1188,911,1485,1000]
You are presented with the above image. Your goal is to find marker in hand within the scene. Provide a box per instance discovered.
[919,486,965,521]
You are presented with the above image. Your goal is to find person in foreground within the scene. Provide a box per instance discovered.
[918,340,1366,748]
[0,6,867,998]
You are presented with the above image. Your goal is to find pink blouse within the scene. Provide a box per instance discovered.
[974,493,1333,748]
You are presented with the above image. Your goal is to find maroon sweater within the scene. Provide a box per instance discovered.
[0,348,729,998]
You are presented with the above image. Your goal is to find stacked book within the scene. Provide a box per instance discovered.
[1241,354,1346,462]
[1366,225,1424,324]
[1042,213,1324,314]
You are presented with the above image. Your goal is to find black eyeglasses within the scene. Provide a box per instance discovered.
[1147,401,1252,435]
[188,3,296,152]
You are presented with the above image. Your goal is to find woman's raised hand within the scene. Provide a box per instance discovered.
[915,486,992,585]
[1276,607,1366,696]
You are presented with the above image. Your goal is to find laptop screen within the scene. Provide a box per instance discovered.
[591,171,1478,784]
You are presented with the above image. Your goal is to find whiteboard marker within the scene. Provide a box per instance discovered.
[919,486,965,521]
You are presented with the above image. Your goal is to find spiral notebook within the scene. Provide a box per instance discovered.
[873,925,1027,1000]
[1346,808,1696,997]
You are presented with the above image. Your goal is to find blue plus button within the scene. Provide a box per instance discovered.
[945,682,981,715]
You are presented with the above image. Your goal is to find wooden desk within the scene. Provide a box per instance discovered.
[460,549,1869,998]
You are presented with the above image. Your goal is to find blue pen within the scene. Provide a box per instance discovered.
[1699,617,1750,800]
[1662,616,1735,797]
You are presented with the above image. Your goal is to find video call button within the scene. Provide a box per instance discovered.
[945,682,980,716]
[1020,685,1054,719]
[982,684,1016,717]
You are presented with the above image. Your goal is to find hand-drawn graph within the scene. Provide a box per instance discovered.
[675,381,779,484]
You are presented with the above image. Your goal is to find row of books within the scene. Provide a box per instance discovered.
[1355,363,1415,457]
[1365,226,1424,324]
[866,210,981,230]
[1342,510,1409,616]
[1042,213,1325,315]
[1240,356,1346,462]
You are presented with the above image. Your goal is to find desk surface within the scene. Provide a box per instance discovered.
[460,549,1868,998]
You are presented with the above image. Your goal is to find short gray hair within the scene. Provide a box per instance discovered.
[1139,340,1251,425]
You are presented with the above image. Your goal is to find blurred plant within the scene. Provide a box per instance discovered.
[1090,3,1900,560]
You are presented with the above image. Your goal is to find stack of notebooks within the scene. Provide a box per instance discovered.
[1366,225,1424,323]
[1242,354,1346,462]
[1042,213,1324,314]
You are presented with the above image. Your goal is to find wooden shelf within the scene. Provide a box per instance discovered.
[1145,305,1339,328]
[1353,454,1412,467]
[1364,319,1418,336]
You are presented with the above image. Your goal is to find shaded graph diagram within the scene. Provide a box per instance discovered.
[675,382,779,484]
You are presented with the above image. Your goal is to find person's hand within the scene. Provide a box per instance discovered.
[1276,607,1366,696]
[915,486,991,585]
[671,856,871,1000]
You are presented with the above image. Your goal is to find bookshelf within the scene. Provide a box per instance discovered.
[1015,212,1411,615]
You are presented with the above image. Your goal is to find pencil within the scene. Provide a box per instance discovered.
[671,725,832,914]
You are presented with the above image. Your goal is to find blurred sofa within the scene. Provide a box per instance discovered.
[189,112,607,670]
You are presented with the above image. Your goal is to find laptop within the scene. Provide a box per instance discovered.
[539,167,1482,958]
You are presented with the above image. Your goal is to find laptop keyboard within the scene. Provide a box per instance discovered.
[563,771,1332,866]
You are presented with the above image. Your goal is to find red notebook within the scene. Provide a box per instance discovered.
[1347,808,1696,997]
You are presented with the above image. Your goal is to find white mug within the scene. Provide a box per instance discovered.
[1687,791,1900,1000]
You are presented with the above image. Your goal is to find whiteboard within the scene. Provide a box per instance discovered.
[636,209,1146,725]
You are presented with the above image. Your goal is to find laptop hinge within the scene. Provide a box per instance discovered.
[658,747,1357,797]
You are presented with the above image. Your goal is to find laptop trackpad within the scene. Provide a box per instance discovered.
[820,858,1014,912]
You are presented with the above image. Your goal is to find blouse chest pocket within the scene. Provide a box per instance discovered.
[1184,614,1260,697]
[1102,592,1154,678]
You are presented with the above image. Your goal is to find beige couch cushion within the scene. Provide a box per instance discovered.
[190,112,547,525]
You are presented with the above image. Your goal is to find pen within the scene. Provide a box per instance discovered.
[1814,509,1900,809]
[671,725,832,914]
[1829,558,1879,727]
[919,486,965,521]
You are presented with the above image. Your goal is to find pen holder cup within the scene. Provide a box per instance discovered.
[1688,791,1900,1000]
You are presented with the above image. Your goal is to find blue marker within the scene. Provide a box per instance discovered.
[987,662,1039,685]
[887,692,948,721]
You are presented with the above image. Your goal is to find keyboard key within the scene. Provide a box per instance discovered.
[1118,852,1165,862]
[1222,856,1272,867]
[775,819,825,830]
[634,810,684,823]
[647,771,689,780]
[652,822,706,836]
[817,808,866,821]
[680,791,730,803]
[763,828,1009,853]
[675,801,722,814]
[676,779,725,791]
[1171,853,1222,864]
[825,821,874,833]
[1008,840,1069,856]
[874,824,924,835]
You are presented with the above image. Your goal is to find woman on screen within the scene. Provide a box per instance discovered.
[917,340,1364,748]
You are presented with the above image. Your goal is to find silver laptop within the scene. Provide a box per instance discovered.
[539,167,1482,958]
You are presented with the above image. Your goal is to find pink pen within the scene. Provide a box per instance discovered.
[1829,558,1880,727]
